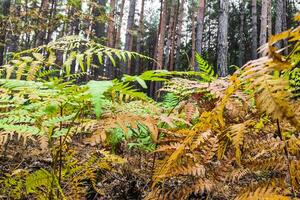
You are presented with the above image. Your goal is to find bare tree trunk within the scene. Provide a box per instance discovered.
[168,10,177,71]
[282,0,288,54]
[165,0,177,70]
[191,2,196,71]
[175,0,185,71]
[251,0,258,59]
[0,0,10,65]
[36,0,49,46]
[156,0,167,70]
[106,0,116,79]
[259,0,268,49]
[195,0,205,58]
[217,0,229,77]
[124,0,137,74]
[275,0,283,48]
[93,0,107,79]
[7,2,20,52]
[238,1,245,67]
[107,0,116,47]
[135,0,145,74]
[267,0,272,38]
[115,0,125,49]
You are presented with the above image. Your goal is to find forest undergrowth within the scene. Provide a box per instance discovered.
[0,13,300,200]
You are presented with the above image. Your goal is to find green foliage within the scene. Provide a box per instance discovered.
[160,92,180,109]
[86,80,113,118]
[2,36,152,81]
[107,123,156,153]
[195,53,217,80]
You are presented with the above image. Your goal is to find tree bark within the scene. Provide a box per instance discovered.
[195,0,205,58]
[217,0,229,77]
[165,0,177,70]
[251,0,258,59]
[135,0,145,74]
[115,0,125,49]
[259,0,268,49]
[191,2,196,71]
[238,1,245,67]
[267,0,272,38]
[275,0,283,48]
[36,0,49,46]
[107,0,116,47]
[175,0,185,71]
[156,0,167,70]
[0,0,10,65]
[124,0,137,74]
[282,0,288,55]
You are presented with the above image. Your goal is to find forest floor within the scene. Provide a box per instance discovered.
[0,133,157,200]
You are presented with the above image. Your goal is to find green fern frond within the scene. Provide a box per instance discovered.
[195,53,216,80]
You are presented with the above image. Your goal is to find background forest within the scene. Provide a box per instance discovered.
[0,0,300,199]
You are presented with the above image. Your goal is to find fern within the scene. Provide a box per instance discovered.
[195,52,216,80]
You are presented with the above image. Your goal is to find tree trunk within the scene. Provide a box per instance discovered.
[156,0,167,70]
[191,2,196,71]
[275,0,283,48]
[107,0,116,48]
[135,0,145,74]
[36,0,49,46]
[93,0,107,79]
[251,0,258,59]
[175,0,185,71]
[259,0,268,49]
[267,0,272,38]
[238,1,245,67]
[217,0,229,77]
[195,0,205,58]
[0,0,10,65]
[115,0,125,49]
[282,0,288,54]
[124,0,137,74]
[165,0,177,70]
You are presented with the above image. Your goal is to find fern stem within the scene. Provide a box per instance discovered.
[276,119,296,197]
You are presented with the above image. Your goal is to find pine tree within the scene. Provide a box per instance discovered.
[217,0,229,76]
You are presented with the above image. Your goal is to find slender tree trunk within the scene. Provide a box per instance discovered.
[267,0,272,38]
[124,0,137,74]
[217,0,229,77]
[195,0,205,62]
[0,0,10,65]
[115,0,125,49]
[46,0,57,43]
[93,0,107,79]
[107,0,116,47]
[156,0,167,70]
[36,0,49,46]
[135,0,145,74]
[106,0,116,79]
[282,0,288,54]
[168,7,178,71]
[165,0,177,70]
[275,0,283,48]
[238,1,245,67]
[251,0,258,59]
[191,2,196,71]
[175,0,185,71]
[259,0,268,49]
[7,2,20,52]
